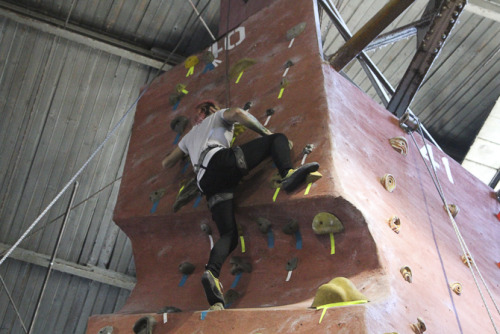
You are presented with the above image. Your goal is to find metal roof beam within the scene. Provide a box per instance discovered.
[364,16,433,52]
[0,242,136,290]
[0,1,182,69]
[387,0,467,117]
[329,0,416,71]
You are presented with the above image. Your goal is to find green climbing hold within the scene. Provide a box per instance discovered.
[286,22,306,40]
[312,212,344,235]
[149,189,166,203]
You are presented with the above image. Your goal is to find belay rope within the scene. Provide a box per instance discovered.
[409,121,499,334]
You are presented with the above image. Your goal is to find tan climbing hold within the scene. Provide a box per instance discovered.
[387,216,401,234]
[461,253,472,267]
[444,204,459,218]
[380,174,396,192]
[400,266,412,283]
[208,302,224,311]
[410,317,426,333]
[450,282,462,295]
[389,136,408,155]
[312,212,344,235]
[311,277,368,308]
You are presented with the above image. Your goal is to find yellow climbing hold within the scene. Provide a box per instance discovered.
[311,277,368,308]
[312,212,344,235]
[229,58,257,79]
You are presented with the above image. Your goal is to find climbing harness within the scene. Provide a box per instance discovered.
[194,145,223,174]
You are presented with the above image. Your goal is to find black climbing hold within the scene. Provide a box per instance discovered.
[178,262,195,275]
[170,116,189,134]
[230,256,252,275]
[285,60,294,68]
[256,217,271,234]
[169,93,182,106]
[224,289,240,305]
[133,316,156,334]
[266,108,275,117]
[173,178,200,212]
[286,257,298,271]
[201,223,212,235]
[243,101,253,110]
[282,219,299,235]
[302,144,314,155]
[157,306,182,314]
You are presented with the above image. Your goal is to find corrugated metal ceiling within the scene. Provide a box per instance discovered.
[0,0,498,333]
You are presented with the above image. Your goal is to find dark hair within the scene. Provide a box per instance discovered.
[196,100,218,116]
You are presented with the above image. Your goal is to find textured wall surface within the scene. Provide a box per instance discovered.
[90,0,500,332]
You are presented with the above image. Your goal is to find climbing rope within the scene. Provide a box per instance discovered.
[0,1,214,268]
[409,122,499,334]
[188,0,217,42]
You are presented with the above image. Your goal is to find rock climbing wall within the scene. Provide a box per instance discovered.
[87,0,500,333]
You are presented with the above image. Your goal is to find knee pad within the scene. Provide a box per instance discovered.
[232,146,249,176]
[207,192,234,210]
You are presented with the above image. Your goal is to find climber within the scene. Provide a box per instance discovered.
[161,100,319,310]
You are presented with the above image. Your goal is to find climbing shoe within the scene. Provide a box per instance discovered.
[201,270,225,307]
[280,162,320,192]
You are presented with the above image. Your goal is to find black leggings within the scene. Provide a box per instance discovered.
[200,133,292,277]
